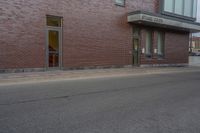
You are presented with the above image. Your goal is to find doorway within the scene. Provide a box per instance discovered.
[133,38,139,65]
[47,29,61,67]
[132,27,140,66]
[46,16,62,68]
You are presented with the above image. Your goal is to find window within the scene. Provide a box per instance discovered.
[162,0,198,20]
[175,0,183,15]
[47,16,62,27]
[184,0,192,17]
[115,0,125,6]
[164,0,174,12]
[193,0,197,18]
[157,32,165,58]
[145,30,153,58]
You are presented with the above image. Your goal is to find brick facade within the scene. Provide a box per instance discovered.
[0,0,189,71]
[192,37,200,49]
[140,27,189,65]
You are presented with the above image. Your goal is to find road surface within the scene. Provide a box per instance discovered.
[0,71,200,133]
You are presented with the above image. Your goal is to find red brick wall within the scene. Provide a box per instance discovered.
[62,0,157,68]
[140,27,189,65]
[164,31,189,64]
[192,37,200,48]
[0,0,47,69]
[0,0,188,70]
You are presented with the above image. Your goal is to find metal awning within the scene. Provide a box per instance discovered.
[128,11,200,33]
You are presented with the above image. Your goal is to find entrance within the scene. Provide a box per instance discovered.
[47,29,61,67]
[46,16,62,68]
[133,38,139,65]
[132,27,140,66]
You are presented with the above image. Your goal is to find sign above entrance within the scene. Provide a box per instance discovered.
[128,11,200,33]
[141,15,164,24]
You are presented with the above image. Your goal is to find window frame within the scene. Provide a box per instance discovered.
[145,30,153,59]
[46,15,62,27]
[160,0,197,21]
[157,31,165,59]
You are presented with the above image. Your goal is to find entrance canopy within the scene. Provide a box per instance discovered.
[128,11,200,33]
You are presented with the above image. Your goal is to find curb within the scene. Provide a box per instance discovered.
[0,67,200,86]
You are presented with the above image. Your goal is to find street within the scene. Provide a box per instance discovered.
[0,71,200,133]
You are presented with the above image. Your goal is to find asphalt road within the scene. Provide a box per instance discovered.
[0,71,200,133]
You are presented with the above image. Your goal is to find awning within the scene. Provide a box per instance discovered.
[128,11,200,33]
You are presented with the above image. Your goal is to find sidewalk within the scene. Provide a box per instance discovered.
[0,66,200,85]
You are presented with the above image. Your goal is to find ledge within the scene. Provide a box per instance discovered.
[128,11,200,33]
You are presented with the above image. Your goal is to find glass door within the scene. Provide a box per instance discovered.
[48,30,60,67]
[47,28,62,68]
[133,38,139,65]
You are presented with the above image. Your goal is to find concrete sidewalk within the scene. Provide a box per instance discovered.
[0,66,200,85]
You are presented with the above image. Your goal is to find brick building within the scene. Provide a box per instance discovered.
[0,0,200,72]
[191,36,200,54]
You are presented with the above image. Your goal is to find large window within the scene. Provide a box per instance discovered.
[145,30,153,58]
[162,0,197,20]
[164,0,174,12]
[184,0,193,17]
[193,0,198,18]
[175,0,183,15]
[157,31,165,58]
